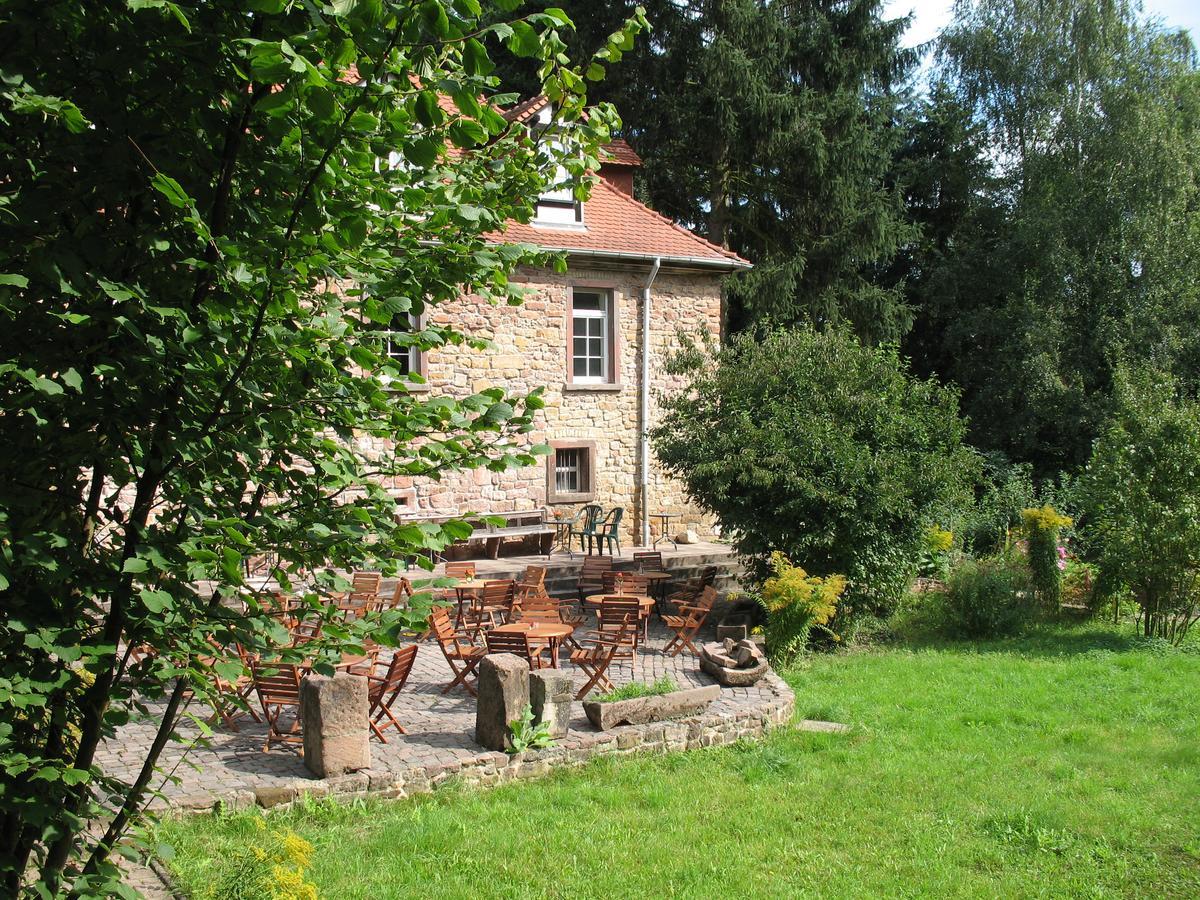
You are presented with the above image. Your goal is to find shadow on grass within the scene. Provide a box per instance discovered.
[871,620,1185,659]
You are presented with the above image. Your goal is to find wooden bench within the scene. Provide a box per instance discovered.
[398,510,555,559]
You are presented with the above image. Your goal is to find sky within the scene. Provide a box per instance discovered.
[884,0,1200,50]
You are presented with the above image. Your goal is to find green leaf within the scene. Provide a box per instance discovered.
[462,38,494,77]
[60,368,82,391]
[306,85,336,121]
[122,558,149,574]
[403,137,441,168]
[507,20,541,58]
[448,119,487,148]
[150,173,192,208]
[0,274,28,288]
[414,91,440,128]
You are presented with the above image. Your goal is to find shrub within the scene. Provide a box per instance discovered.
[757,552,847,663]
[197,819,317,900]
[652,326,979,617]
[1081,371,1200,643]
[944,554,1034,638]
[917,526,955,580]
[959,453,1037,555]
[1021,505,1072,609]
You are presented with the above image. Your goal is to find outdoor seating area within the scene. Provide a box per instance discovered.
[97,593,781,811]
[97,541,747,804]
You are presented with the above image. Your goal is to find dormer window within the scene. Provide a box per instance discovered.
[535,163,582,225]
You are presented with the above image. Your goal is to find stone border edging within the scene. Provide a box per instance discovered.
[156,671,795,816]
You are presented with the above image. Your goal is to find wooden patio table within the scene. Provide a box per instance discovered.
[451,578,489,627]
[490,621,573,668]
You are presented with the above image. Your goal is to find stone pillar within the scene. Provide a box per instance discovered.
[474,653,529,752]
[529,670,574,739]
[300,673,369,778]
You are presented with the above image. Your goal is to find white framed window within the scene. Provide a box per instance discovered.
[571,289,611,383]
[371,314,423,382]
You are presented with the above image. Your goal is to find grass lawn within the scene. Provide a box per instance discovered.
[157,624,1200,898]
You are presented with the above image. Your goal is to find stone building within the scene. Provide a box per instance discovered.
[382,97,750,548]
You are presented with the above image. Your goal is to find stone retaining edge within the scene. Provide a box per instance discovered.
[154,671,795,817]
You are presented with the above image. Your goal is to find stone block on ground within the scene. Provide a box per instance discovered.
[475,653,530,751]
[529,669,574,738]
[301,673,369,778]
[583,684,721,730]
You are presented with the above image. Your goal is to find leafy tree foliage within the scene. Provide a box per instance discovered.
[898,0,1200,475]
[0,1,644,894]
[498,0,919,341]
[1081,371,1200,643]
[652,327,978,616]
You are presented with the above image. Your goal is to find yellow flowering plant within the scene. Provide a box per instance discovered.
[200,820,318,900]
[758,552,847,664]
[1020,505,1072,609]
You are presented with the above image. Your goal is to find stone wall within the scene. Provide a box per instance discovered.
[155,671,794,816]
[361,260,724,544]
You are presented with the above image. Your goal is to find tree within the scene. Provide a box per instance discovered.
[1081,371,1200,643]
[651,327,979,617]
[901,0,1200,476]
[0,1,645,894]
[497,0,919,342]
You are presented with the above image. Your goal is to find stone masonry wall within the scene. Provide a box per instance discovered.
[358,261,723,545]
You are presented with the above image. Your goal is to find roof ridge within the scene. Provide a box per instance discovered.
[592,179,750,265]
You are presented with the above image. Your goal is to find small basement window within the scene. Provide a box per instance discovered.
[546,441,597,503]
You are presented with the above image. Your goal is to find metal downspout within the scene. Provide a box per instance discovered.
[639,257,662,548]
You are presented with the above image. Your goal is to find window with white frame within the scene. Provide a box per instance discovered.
[571,289,611,383]
[372,314,421,381]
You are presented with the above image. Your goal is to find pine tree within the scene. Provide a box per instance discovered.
[499,1,918,341]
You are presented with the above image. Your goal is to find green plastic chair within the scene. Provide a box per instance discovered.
[593,507,624,557]
[568,504,604,554]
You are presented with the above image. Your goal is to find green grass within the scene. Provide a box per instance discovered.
[593,675,678,703]
[157,624,1200,898]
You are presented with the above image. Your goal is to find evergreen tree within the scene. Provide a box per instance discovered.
[500,1,919,341]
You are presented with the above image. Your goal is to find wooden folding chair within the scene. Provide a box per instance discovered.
[484,629,551,670]
[289,619,323,647]
[364,645,419,743]
[662,585,718,657]
[665,566,717,612]
[516,565,547,604]
[478,579,516,626]
[633,550,665,572]
[603,571,649,595]
[576,555,614,601]
[571,622,632,700]
[429,606,486,696]
[379,576,414,612]
[444,561,476,580]
[201,639,261,732]
[597,596,645,654]
[250,661,304,751]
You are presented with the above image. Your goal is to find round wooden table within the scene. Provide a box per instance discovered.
[490,621,573,668]
[584,593,655,612]
[450,578,489,627]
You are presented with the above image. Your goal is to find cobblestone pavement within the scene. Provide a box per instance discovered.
[97,620,782,806]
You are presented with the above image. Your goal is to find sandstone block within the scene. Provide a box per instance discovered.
[529,669,574,738]
[475,653,530,751]
[583,684,720,730]
[301,673,370,778]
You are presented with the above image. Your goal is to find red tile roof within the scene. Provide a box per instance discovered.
[488,177,750,269]
[601,139,642,167]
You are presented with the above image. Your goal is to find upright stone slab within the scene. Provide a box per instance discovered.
[301,673,369,778]
[475,653,529,752]
[529,669,574,738]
